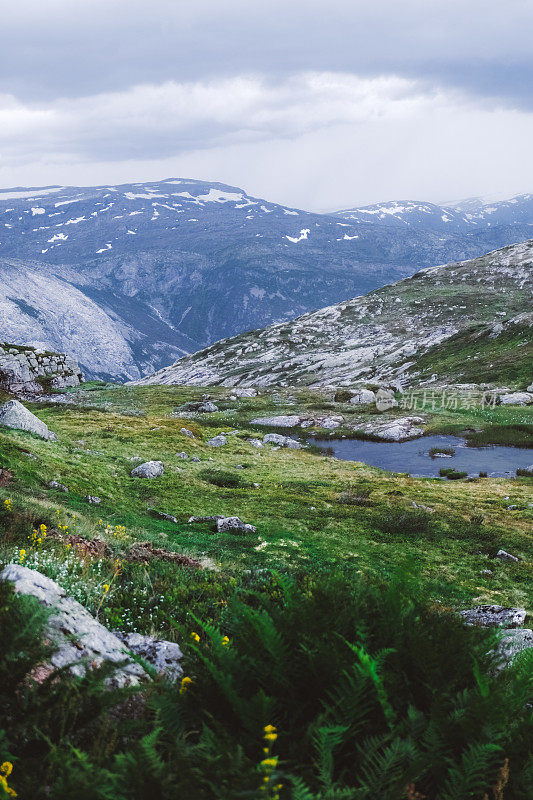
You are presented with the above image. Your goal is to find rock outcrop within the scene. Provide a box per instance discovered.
[0,342,82,394]
[0,399,57,440]
[130,460,164,478]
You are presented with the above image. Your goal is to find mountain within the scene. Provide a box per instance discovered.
[135,240,533,388]
[1,179,533,379]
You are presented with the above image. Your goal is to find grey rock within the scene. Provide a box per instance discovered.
[131,460,164,478]
[232,388,257,397]
[191,456,200,462]
[180,427,195,438]
[526,382,533,393]
[0,400,57,440]
[360,416,425,442]
[321,416,343,429]
[499,392,533,406]
[198,401,218,413]
[0,564,146,686]
[216,516,257,534]
[177,452,189,459]
[114,632,183,682]
[249,438,263,448]
[85,495,101,504]
[206,435,227,447]
[349,389,376,406]
[48,480,68,493]
[263,432,303,449]
[460,605,526,628]
[251,415,301,428]
[375,388,399,411]
[496,629,533,665]
[495,549,520,562]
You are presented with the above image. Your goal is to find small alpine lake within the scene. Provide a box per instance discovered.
[307,434,533,478]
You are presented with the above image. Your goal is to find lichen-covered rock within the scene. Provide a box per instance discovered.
[496,629,533,664]
[0,400,57,440]
[113,632,183,682]
[359,416,424,442]
[460,605,526,628]
[206,435,227,447]
[0,564,146,687]
[130,460,164,478]
[180,427,195,438]
[48,480,68,492]
[216,517,257,534]
[495,549,520,562]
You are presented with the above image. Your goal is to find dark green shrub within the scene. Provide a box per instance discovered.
[374,506,433,537]
[440,468,468,480]
[516,467,533,477]
[198,468,245,488]
[334,389,353,403]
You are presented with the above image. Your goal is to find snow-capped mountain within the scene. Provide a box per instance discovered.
[135,240,533,388]
[1,178,533,379]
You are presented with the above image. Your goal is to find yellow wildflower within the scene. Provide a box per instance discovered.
[179,676,193,695]
[221,636,230,646]
[103,584,110,593]
[0,763,13,777]
[19,549,26,563]
[190,632,200,643]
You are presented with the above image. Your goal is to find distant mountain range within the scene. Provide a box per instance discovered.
[1,178,533,379]
[136,240,533,389]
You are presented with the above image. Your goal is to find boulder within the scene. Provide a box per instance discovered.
[360,416,425,442]
[349,389,376,406]
[177,452,189,459]
[206,435,227,447]
[375,388,399,411]
[321,416,343,429]
[198,401,219,413]
[496,629,533,664]
[499,392,533,406]
[460,605,526,628]
[148,509,178,524]
[526,382,533,393]
[114,632,183,682]
[0,564,146,686]
[130,460,164,478]
[263,433,303,449]
[188,515,225,527]
[216,516,257,534]
[232,388,257,397]
[251,415,301,427]
[249,438,263,448]
[0,400,57,440]
[180,427,195,438]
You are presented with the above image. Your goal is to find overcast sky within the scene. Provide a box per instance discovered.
[1,0,532,210]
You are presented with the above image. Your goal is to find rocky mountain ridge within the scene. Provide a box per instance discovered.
[135,240,533,388]
[2,179,533,379]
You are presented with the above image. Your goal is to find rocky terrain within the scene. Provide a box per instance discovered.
[137,240,533,389]
[2,180,533,380]
[0,342,82,394]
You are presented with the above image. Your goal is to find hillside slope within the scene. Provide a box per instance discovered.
[136,240,533,388]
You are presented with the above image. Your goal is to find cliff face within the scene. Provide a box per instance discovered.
[0,343,82,394]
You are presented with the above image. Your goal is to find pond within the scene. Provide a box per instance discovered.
[307,434,533,478]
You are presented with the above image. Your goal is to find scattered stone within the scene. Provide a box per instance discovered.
[180,427,195,438]
[300,420,314,428]
[188,515,224,527]
[526,382,533,393]
[47,480,68,493]
[249,438,263,448]
[499,392,533,406]
[130,460,164,478]
[495,549,520,562]
[231,388,257,397]
[191,456,200,462]
[148,509,178,524]
[263,433,303,449]
[206,435,227,447]
[251,415,301,427]
[460,605,526,628]
[113,632,183,682]
[85,495,101,504]
[0,565,146,686]
[176,452,189,459]
[480,569,493,576]
[321,416,343,429]
[0,399,57,440]
[349,389,376,406]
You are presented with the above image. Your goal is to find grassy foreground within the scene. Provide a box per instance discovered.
[0,383,532,798]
